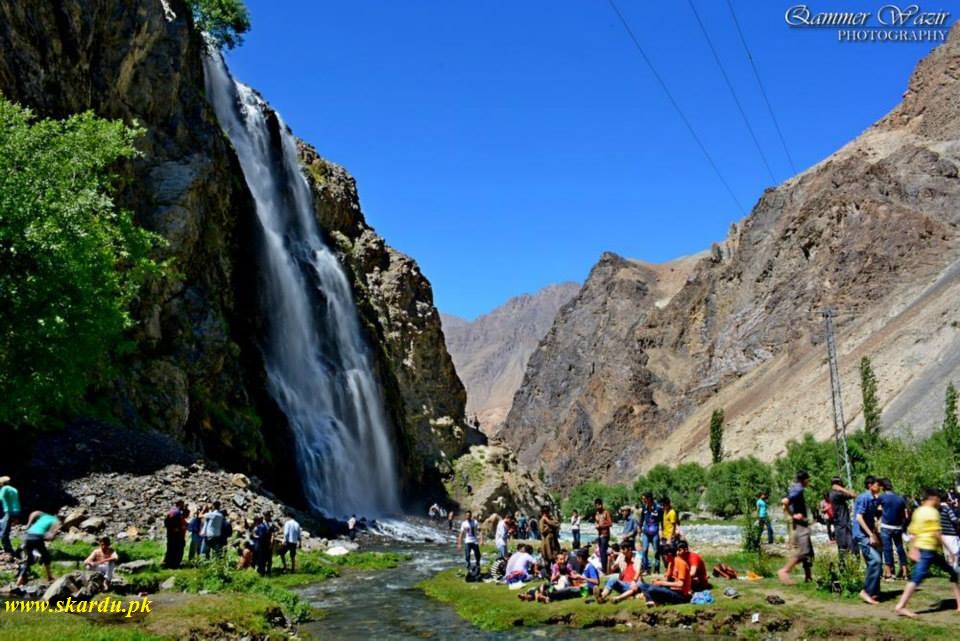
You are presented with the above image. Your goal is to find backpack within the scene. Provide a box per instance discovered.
[491,557,507,580]
[465,564,481,583]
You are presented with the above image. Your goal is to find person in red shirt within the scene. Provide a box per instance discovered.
[687,546,709,592]
[640,541,692,605]
[596,544,642,603]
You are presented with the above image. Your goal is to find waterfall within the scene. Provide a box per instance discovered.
[202,51,400,516]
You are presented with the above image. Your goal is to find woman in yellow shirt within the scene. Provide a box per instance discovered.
[894,489,960,618]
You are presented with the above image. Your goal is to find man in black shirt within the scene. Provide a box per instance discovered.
[829,477,857,555]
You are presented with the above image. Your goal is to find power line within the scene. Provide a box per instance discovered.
[606,0,746,215]
[685,0,778,185]
[724,0,798,175]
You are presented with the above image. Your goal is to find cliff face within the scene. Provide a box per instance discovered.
[0,0,291,485]
[440,283,580,432]
[0,0,472,504]
[503,25,960,490]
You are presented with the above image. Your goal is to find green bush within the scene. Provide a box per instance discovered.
[813,551,864,598]
[0,99,162,427]
[189,0,251,50]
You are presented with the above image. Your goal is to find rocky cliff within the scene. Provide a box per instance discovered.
[0,0,472,506]
[441,283,580,432]
[503,25,960,490]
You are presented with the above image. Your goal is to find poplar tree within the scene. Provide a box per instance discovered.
[710,409,725,464]
[860,356,882,442]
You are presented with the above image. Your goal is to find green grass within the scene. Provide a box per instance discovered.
[418,565,959,639]
[4,542,401,640]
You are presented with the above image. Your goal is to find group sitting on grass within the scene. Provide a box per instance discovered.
[465,495,708,607]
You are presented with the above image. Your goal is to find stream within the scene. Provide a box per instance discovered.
[296,519,742,640]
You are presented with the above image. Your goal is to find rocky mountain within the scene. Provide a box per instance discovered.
[502,25,960,490]
[0,0,471,506]
[441,283,580,431]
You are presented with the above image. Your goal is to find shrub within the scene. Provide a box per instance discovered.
[0,100,162,427]
[189,0,251,50]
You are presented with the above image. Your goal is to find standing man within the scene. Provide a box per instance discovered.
[457,509,482,570]
[594,498,613,574]
[778,470,814,584]
[347,514,358,541]
[200,500,224,558]
[539,505,561,565]
[570,510,581,550]
[939,491,960,570]
[447,509,455,532]
[877,479,909,580]
[494,513,513,559]
[853,475,883,605]
[661,496,678,545]
[639,493,663,573]
[0,476,21,558]
[15,511,60,587]
[618,505,638,548]
[163,500,187,569]
[280,513,301,572]
[756,491,773,545]
[829,477,857,556]
[894,488,960,618]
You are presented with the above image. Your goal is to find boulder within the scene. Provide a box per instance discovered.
[42,572,83,604]
[78,517,105,533]
[62,528,96,545]
[118,560,153,573]
[61,508,88,530]
[444,445,556,520]
[159,576,177,591]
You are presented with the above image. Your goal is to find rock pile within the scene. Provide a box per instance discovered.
[42,462,327,548]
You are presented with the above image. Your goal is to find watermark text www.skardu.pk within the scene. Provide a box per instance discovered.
[4,595,153,617]
[785,4,951,42]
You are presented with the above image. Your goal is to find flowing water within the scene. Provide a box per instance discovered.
[203,51,400,516]
[298,535,703,641]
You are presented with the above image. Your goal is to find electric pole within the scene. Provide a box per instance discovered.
[823,308,854,489]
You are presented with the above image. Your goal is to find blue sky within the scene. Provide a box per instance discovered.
[226,1,945,319]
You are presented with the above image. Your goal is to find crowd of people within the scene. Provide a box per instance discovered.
[775,470,960,618]
[2,471,311,592]
[162,500,304,575]
[456,496,704,607]
[451,473,960,619]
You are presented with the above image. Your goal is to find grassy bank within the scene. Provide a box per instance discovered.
[418,555,959,640]
[1,539,406,641]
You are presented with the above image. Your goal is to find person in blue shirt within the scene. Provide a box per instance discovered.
[756,491,773,545]
[877,478,910,581]
[852,475,883,604]
[618,506,638,547]
[778,471,814,584]
[639,492,663,573]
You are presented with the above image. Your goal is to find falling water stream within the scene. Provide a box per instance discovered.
[203,51,399,516]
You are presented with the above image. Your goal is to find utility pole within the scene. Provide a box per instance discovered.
[823,308,854,489]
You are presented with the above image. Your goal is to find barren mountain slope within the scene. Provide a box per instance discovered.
[441,283,580,431]
[503,24,960,489]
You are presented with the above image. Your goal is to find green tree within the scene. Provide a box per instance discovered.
[189,0,251,50]
[0,99,161,426]
[944,382,959,459]
[709,408,725,464]
[633,462,706,513]
[563,481,631,521]
[859,356,882,442]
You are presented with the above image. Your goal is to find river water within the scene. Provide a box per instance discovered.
[297,520,725,640]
